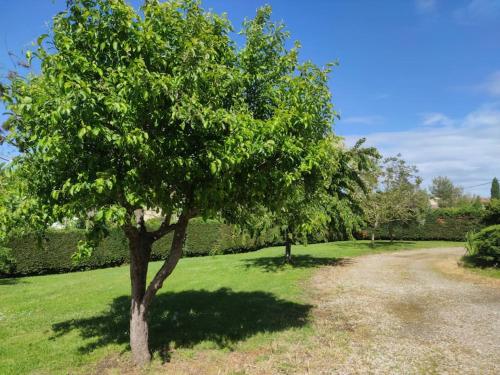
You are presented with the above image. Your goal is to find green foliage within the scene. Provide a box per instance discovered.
[464,225,500,267]
[430,176,464,208]
[363,155,429,241]
[0,246,16,274]
[0,0,335,256]
[2,220,282,276]
[365,206,484,241]
[482,199,500,226]
[491,178,500,200]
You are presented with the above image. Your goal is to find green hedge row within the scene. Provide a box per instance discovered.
[2,219,282,277]
[359,207,485,241]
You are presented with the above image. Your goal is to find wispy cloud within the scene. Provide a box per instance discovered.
[373,93,390,100]
[420,112,454,126]
[454,0,500,25]
[345,104,500,195]
[477,71,500,96]
[341,115,384,125]
[415,0,436,13]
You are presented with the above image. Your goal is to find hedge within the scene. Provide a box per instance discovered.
[359,207,485,242]
[1,219,282,277]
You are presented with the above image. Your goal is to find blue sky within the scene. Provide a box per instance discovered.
[1,0,499,195]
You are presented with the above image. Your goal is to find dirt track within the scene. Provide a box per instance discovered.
[309,247,500,374]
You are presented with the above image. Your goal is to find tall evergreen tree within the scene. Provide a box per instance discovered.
[491,177,500,200]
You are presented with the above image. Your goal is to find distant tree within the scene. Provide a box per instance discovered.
[364,155,429,246]
[491,178,500,200]
[430,176,464,208]
[0,1,338,365]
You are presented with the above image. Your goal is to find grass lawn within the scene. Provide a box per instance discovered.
[0,240,462,374]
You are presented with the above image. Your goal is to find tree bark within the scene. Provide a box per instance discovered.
[128,228,153,366]
[126,210,191,366]
[370,230,375,248]
[284,238,292,263]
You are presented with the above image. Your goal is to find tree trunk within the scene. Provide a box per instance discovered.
[128,231,152,366]
[371,230,375,248]
[126,211,191,366]
[284,238,292,263]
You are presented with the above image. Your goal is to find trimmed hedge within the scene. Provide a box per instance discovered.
[2,219,282,277]
[359,207,484,242]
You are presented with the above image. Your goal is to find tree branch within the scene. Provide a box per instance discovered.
[149,214,176,241]
[142,208,197,308]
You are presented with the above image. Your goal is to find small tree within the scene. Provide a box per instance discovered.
[491,177,500,200]
[430,176,464,208]
[364,155,429,246]
[1,0,337,365]
[264,138,379,262]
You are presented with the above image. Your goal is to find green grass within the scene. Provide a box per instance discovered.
[0,240,461,374]
[461,258,500,279]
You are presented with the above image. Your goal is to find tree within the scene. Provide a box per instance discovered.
[0,0,337,365]
[491,177,500,200]
[364,155,429,246]
[430,176,464,208]
[243,138,379,263]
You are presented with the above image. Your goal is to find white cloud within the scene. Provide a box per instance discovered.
[454,0,500,25]
[416,0,436,13]
[421,112,454,126]
[477,71,500,96]
[341,115,384,125]
[345,104,500,196]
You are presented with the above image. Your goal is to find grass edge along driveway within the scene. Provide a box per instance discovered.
[0,240,462,375]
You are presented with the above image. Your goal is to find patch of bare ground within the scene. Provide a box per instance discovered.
[96,247,500,374]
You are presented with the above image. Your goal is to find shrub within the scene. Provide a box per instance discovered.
[0,246,16,275]
[360,206,484,241]
[465,225,500,267]
[2,219,282,277]
[482,199,500,226]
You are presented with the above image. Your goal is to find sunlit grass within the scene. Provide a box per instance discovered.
[0,240,462,374]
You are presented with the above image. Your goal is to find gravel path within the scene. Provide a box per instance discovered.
[309,247,500,374]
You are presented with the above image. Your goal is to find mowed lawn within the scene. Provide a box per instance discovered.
[0,240,462,374]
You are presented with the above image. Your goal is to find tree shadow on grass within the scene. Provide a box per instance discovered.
[0,277,28,285]
[242,255,353,273]
[51,288,312,361]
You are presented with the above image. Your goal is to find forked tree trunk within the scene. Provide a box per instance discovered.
[127,212,190,366]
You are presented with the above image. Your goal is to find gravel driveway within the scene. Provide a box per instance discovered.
[309,247,500,374]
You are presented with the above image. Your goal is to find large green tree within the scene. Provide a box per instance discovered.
[0,0,337,365]
[491,177,500,200]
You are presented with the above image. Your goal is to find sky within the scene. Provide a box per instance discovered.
[0,0,499,196]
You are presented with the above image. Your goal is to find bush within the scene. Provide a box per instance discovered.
[0,246,16,275]
[464,225,500,267]
[360,206,484,242]
[482,199,500,226]
[2,219,282,277]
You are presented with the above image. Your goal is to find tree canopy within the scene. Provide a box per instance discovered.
[0,0,340,365]
[363,155,429,244]
[430,176,464,208]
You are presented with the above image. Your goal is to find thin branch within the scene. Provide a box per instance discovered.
[149,214,176,241]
